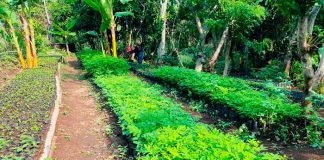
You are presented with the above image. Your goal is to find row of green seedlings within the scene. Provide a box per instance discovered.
[241,79,323,147]
[78,50,285,159]
[0,57,59,159]
[131,64,323,147]
[134,67,305,139]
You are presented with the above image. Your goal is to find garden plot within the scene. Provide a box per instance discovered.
[0,57,59,159]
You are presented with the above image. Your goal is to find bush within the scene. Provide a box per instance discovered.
[78,49,130,76]
[94,75,284,159]
[252,60,287,82]
[150,66,302,124]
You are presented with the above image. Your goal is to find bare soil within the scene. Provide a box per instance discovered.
[50,58,128,160]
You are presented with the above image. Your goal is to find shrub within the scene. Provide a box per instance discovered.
[78,50,130,76]
[251,60,287,82]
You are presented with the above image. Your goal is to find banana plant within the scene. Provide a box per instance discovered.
[50,19,77,56]
[85,30,106,55]
[84,0,133,58]
[0,3,26,68]
[12,0,39,68]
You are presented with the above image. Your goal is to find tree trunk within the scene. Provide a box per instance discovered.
[111,24,117,58]
[298,15,314,97]
[307,5,321,35]
[20,15,33,68]
[312,52,324,92]
[100,34,105,55]
[157,0,168,64]
[104,30,111,55]
[223,38,232,76]
[43,0,52,41]
[169,28,184,67]
[212,31,217,48]
[8,20,26,69]
[284,49,293,75]
[208,26,229,69]
[195,15,206,49]
[29,18,38,67]
[128,30,133,46]
[195,54,205,72]
[65,36,70,56]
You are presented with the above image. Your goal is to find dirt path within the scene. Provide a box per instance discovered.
[50,58,127,160]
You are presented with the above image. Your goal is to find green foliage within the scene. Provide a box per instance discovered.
[291,61,304,88]
[0,57,58,158]
[93,75,284,159]
[252,60,287,82]
[78,49,130,76]
[150,66,303,124]
[0,53,19,70]
[304,107,324,148]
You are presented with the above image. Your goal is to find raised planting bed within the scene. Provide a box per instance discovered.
[77,52,284,159]
[0,57,59,159]
[94,75,284,159]
[145,67,303,129]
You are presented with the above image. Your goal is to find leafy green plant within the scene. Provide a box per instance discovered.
[149,66,302,125]
[91,74,284,159]
[251,60,287,82]
[78,49,130,76]
[304,107,324,148]
[0,57,58,158]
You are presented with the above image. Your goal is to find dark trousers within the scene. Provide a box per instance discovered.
[137,51,144,64]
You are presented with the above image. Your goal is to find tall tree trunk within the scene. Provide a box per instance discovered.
[208,26,229,69]
[297,4,321,98]
[223,38,232,76]
[110,10,117,58]
[20,15,33,68]
[111,25,117,58]
[29,18,38,67]
[285,28,298,75]
[43,0,52,41]
[104,30,111,55]
[8,20,26,69]
[157,0,168,64]
[298,15,314,97]
[195,15,207,49]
